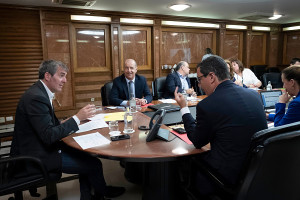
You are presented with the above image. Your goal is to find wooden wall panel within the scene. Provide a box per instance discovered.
[74,72,112,107]
[283,31,300,65]
[249,32,267,65]
[161,28,216,76]
[223,31,243,60]
[268,32,280,68]
[120,26,152,70]
[0,8,42,120]
[43,23,74,110]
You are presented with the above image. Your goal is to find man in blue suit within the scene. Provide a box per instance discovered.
[174,56,267,197]
[109,59,152,106]
[164,61,194,99]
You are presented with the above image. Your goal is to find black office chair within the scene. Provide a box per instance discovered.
[262,73,283,89]
[182,121,300,200]
[267,67,280,73]
[101,82,113,106]
[250,65,266,82]
[152,77,166,100]
[0,155,60,200]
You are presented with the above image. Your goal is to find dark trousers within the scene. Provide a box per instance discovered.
[61,147,106,200]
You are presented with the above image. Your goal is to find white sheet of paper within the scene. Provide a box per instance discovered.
[159,99,176,103]
[73,132,110,150]
[76,120,108,133]
[88,113,108,121]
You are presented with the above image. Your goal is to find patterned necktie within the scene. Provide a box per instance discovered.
[128,81,135,99]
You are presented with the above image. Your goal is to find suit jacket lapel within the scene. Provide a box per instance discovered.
[121,75,129,100]
[36,81,57,125]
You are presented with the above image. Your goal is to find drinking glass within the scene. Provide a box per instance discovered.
[123,111,135,134]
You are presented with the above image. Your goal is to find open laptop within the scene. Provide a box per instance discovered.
[260,90,282,112]
[148,103,180,112]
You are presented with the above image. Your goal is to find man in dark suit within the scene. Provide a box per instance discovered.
[174,56,267,196]
[11,60,125,200]
[164,61,194,99]
[109,59,152,106]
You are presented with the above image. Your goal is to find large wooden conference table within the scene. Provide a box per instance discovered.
[63,97,209,200]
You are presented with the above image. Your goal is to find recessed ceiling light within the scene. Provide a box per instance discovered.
[269,14,282,20]
[169,4,191,11]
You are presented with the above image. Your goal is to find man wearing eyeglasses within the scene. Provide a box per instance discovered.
[174,55,267,197]
[164,61,194,99]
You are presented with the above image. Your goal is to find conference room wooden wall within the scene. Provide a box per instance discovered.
[0,4,300,121]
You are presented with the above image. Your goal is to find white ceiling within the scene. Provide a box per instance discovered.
[0,0,300,24]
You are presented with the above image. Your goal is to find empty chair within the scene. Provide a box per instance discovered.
[0,155,60,200]
[250,65,267,82]
[267,67,280,73]
[262,73,283,88]
[101,82,113,106]
[152,77,166,100]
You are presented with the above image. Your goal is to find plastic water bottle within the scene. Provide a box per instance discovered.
[129,93,137,112]
[266,81,272,91]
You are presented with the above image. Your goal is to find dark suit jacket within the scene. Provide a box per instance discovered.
[109,74,152,106]
[182,80,267,185]
[164,72,191,99]
[11,80,79,177]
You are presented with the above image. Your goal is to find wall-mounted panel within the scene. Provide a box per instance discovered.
[283,31,300,65]
[43,23,74,110]
[161,28,216,75]
[223,31,243,60]
[249,32,267,65]
[120,26,152,70]
[71,24,111,72]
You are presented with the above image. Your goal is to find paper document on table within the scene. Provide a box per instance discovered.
[76,120,108,133]
[73,132,110,149]
[88,113,108,121]
[159,99,176,103]
[104,112,126,122]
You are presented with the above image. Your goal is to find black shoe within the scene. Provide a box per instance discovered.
[104,186,126,198]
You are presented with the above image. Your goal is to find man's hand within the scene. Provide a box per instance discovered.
[279,90,291,104]
[186,88,194,95]
[136,98,147,106]
[174,87,187,108]
[76,104,96,121]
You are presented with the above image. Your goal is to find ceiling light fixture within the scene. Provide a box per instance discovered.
[169,4,191,11]
[269,14,282,20]
[162,20,219,28]
[226,25,247,30]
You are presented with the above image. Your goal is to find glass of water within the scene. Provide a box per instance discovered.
[109,121,120,135]
[123,111,135,134]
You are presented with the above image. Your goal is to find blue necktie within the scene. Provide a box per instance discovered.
[128,81,135,99]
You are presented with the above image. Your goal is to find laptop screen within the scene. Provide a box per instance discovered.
[260,90,282,109]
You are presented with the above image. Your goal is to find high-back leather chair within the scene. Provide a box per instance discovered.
[182,121,300,200]
[152,77,166,100]
[101,82,113,106]
[250,65,267,82]
[0,155,60,200]
[262,72,283,89]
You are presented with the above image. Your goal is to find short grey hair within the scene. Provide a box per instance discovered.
[175,61,187,71]
[38,60,69,79]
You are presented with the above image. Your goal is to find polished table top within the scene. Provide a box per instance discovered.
[63,111,209,162]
